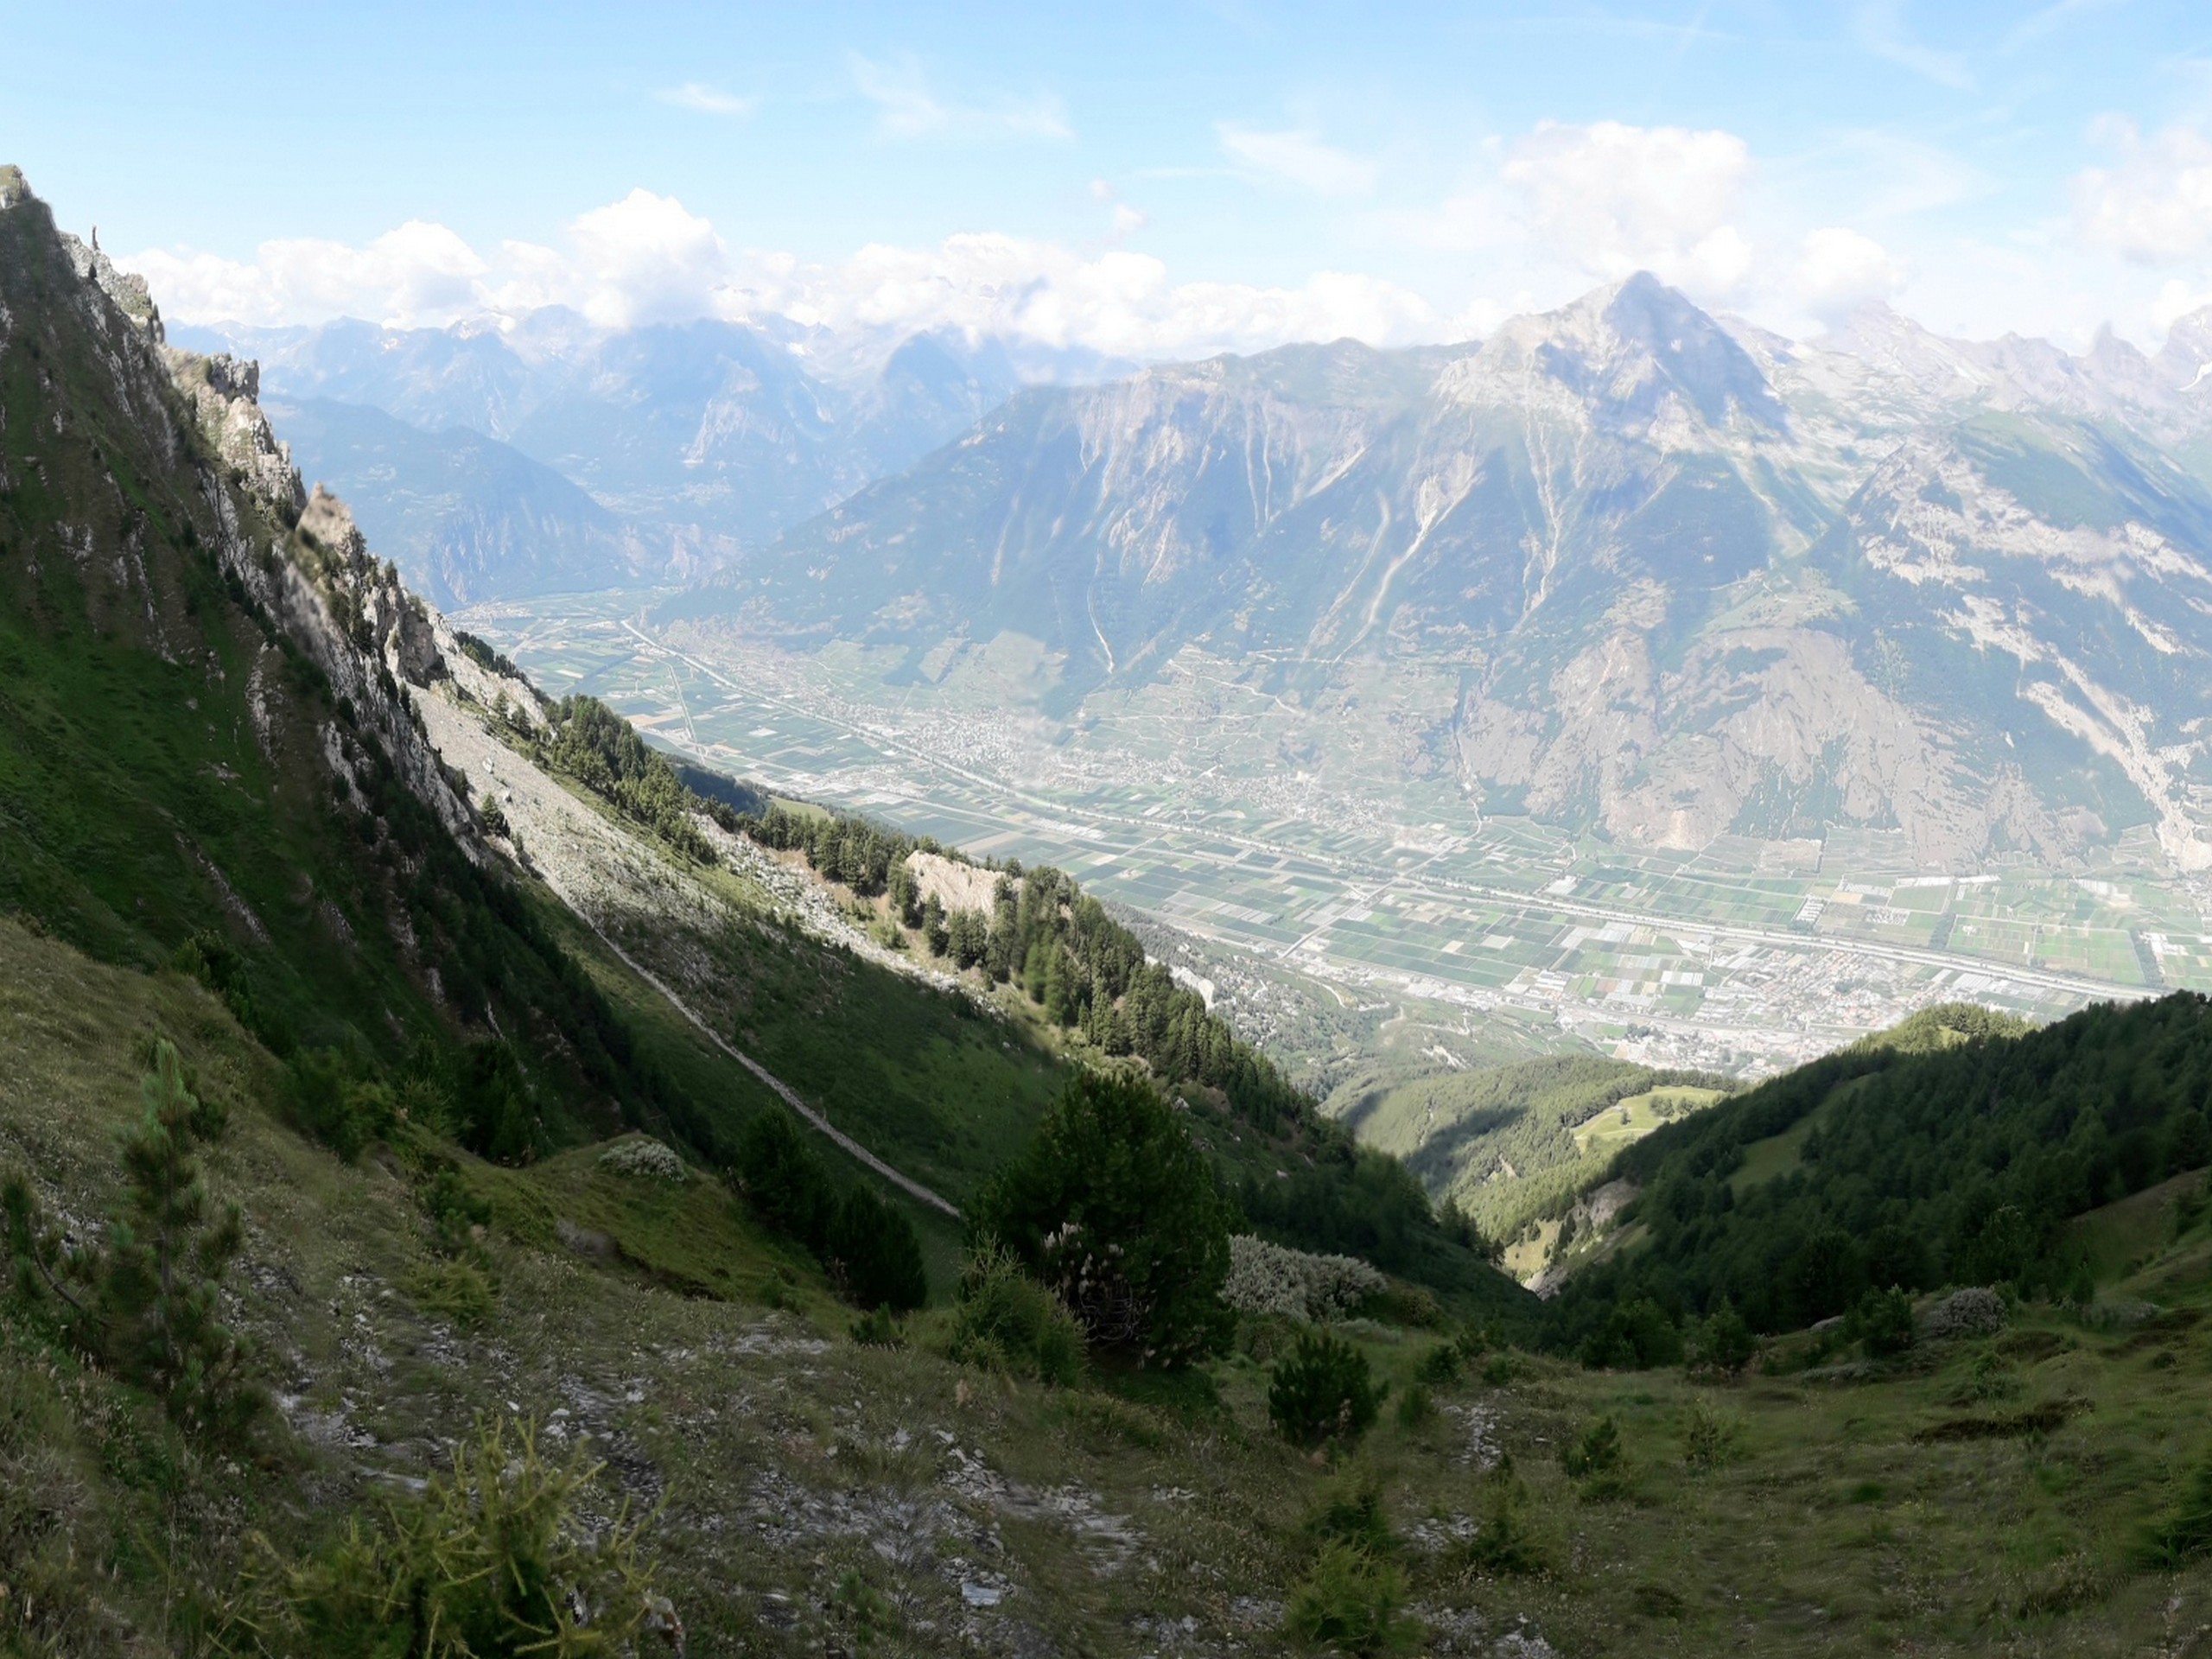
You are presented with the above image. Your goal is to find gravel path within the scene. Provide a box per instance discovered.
[416,690,962,1217]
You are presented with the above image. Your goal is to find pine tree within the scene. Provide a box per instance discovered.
[3,1039,259,1438]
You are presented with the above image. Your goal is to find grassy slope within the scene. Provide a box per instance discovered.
[10,912,2212,1654]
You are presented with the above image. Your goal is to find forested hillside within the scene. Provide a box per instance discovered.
[1549,996,2212,1342]
[684,793,1519,1309]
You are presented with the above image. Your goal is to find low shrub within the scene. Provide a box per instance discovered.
[1580,1298,1683,1370]
[1849,1286,1916,1357]
[1282,1541,1420,1656]
[1686,1300,1757,1375]
[950,1241,1086,1386]
[402,1258,496,1328]
[849,1306,906,1349]
[1681,1395,1745,1471]
[1921,1287,2006,1341]
[597,1137,688,1182]
[1268,1331,1382,1448]
[2137,1446,2212,1568]
[1561,1414,1623,1479]
[1446,1473,1548,1578]
[1414,1342,1464,1388]
[220,1417,668,1656]
[1221,1235,1389,1323]
[1395,1381,1433,1430]
[1944,1350,2021,1406]
[1306,1480,1398,1558]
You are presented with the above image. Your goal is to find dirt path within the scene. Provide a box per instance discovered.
[416,690,962,1220]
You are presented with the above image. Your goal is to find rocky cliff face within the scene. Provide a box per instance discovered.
[2,171,480,866]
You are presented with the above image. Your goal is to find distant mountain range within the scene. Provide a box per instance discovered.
[169,311,1078,602]
[662,274,2212,872]
[175,276,2212,872]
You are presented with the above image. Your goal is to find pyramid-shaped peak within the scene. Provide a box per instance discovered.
[1463,270,1785,433]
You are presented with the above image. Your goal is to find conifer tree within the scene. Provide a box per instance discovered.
[3,1039,259,1437]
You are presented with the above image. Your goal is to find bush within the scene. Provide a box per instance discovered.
[1681,1395,1745,1471]
[598,1137,688,1182]
[1283,1542,1420,1656]
[1394,1381,1433,1431]
[1306,1481,1397,1557]
[849,1306,906,1348]
[402,1258,496,1328]
[826,1185,928,1313]
[1849,1286,1916,1357]
[1580,1297,1683,1370]
[1447,1473,1549,1578]
[969,1073,1233,1368]
[949,1241,1086,1386]
[3,1039,260,1440]
[1921,1287,2006,1341]
[1220,1234,1388,1322]
[1414,1341,1465,1388]
[222,1417,668,1656]
[420,1166,493,1254]
[1269,1331,1382,1448]
[281,1049,394,1162]
[1687,1300,1757,1375]
[1561,1414,1623,1479]
[735,1108,835,1252]
[2138,1447,2212,1568]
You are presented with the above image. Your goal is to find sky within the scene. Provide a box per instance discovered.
[13,0,2212,359]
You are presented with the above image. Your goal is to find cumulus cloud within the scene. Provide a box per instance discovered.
[751,234,1439,358]
[2152,277,2212,333]
[124,193,1441,359]
[130,219,489,331]
[1217,125,1376,196]
[849,54,1071,142]
[2074,120,2212,263]
[1503,120,1754,298]
[1794,226,1909,317]
[655,82,754,118]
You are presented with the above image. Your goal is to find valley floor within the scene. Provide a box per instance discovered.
[456,593,2207,1089]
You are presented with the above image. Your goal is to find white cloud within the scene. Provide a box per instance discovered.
[125,193,1442,359]
[2074,120,2212,263]
[654,82,754,118]
[1217,124,1376,196]
[751,234,1440,358]
[849,54,1071,142]
[2152,276,2212,332]
[129,219,489,330]
[1503,120,1755,298]
[523,188,736,327]
[1794,226,1909,317]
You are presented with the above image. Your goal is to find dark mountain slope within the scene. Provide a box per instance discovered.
[1548,993,2212,1342]
[0,173,683,1151]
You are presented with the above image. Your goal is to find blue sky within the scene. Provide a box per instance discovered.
[13,1,2212,353]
